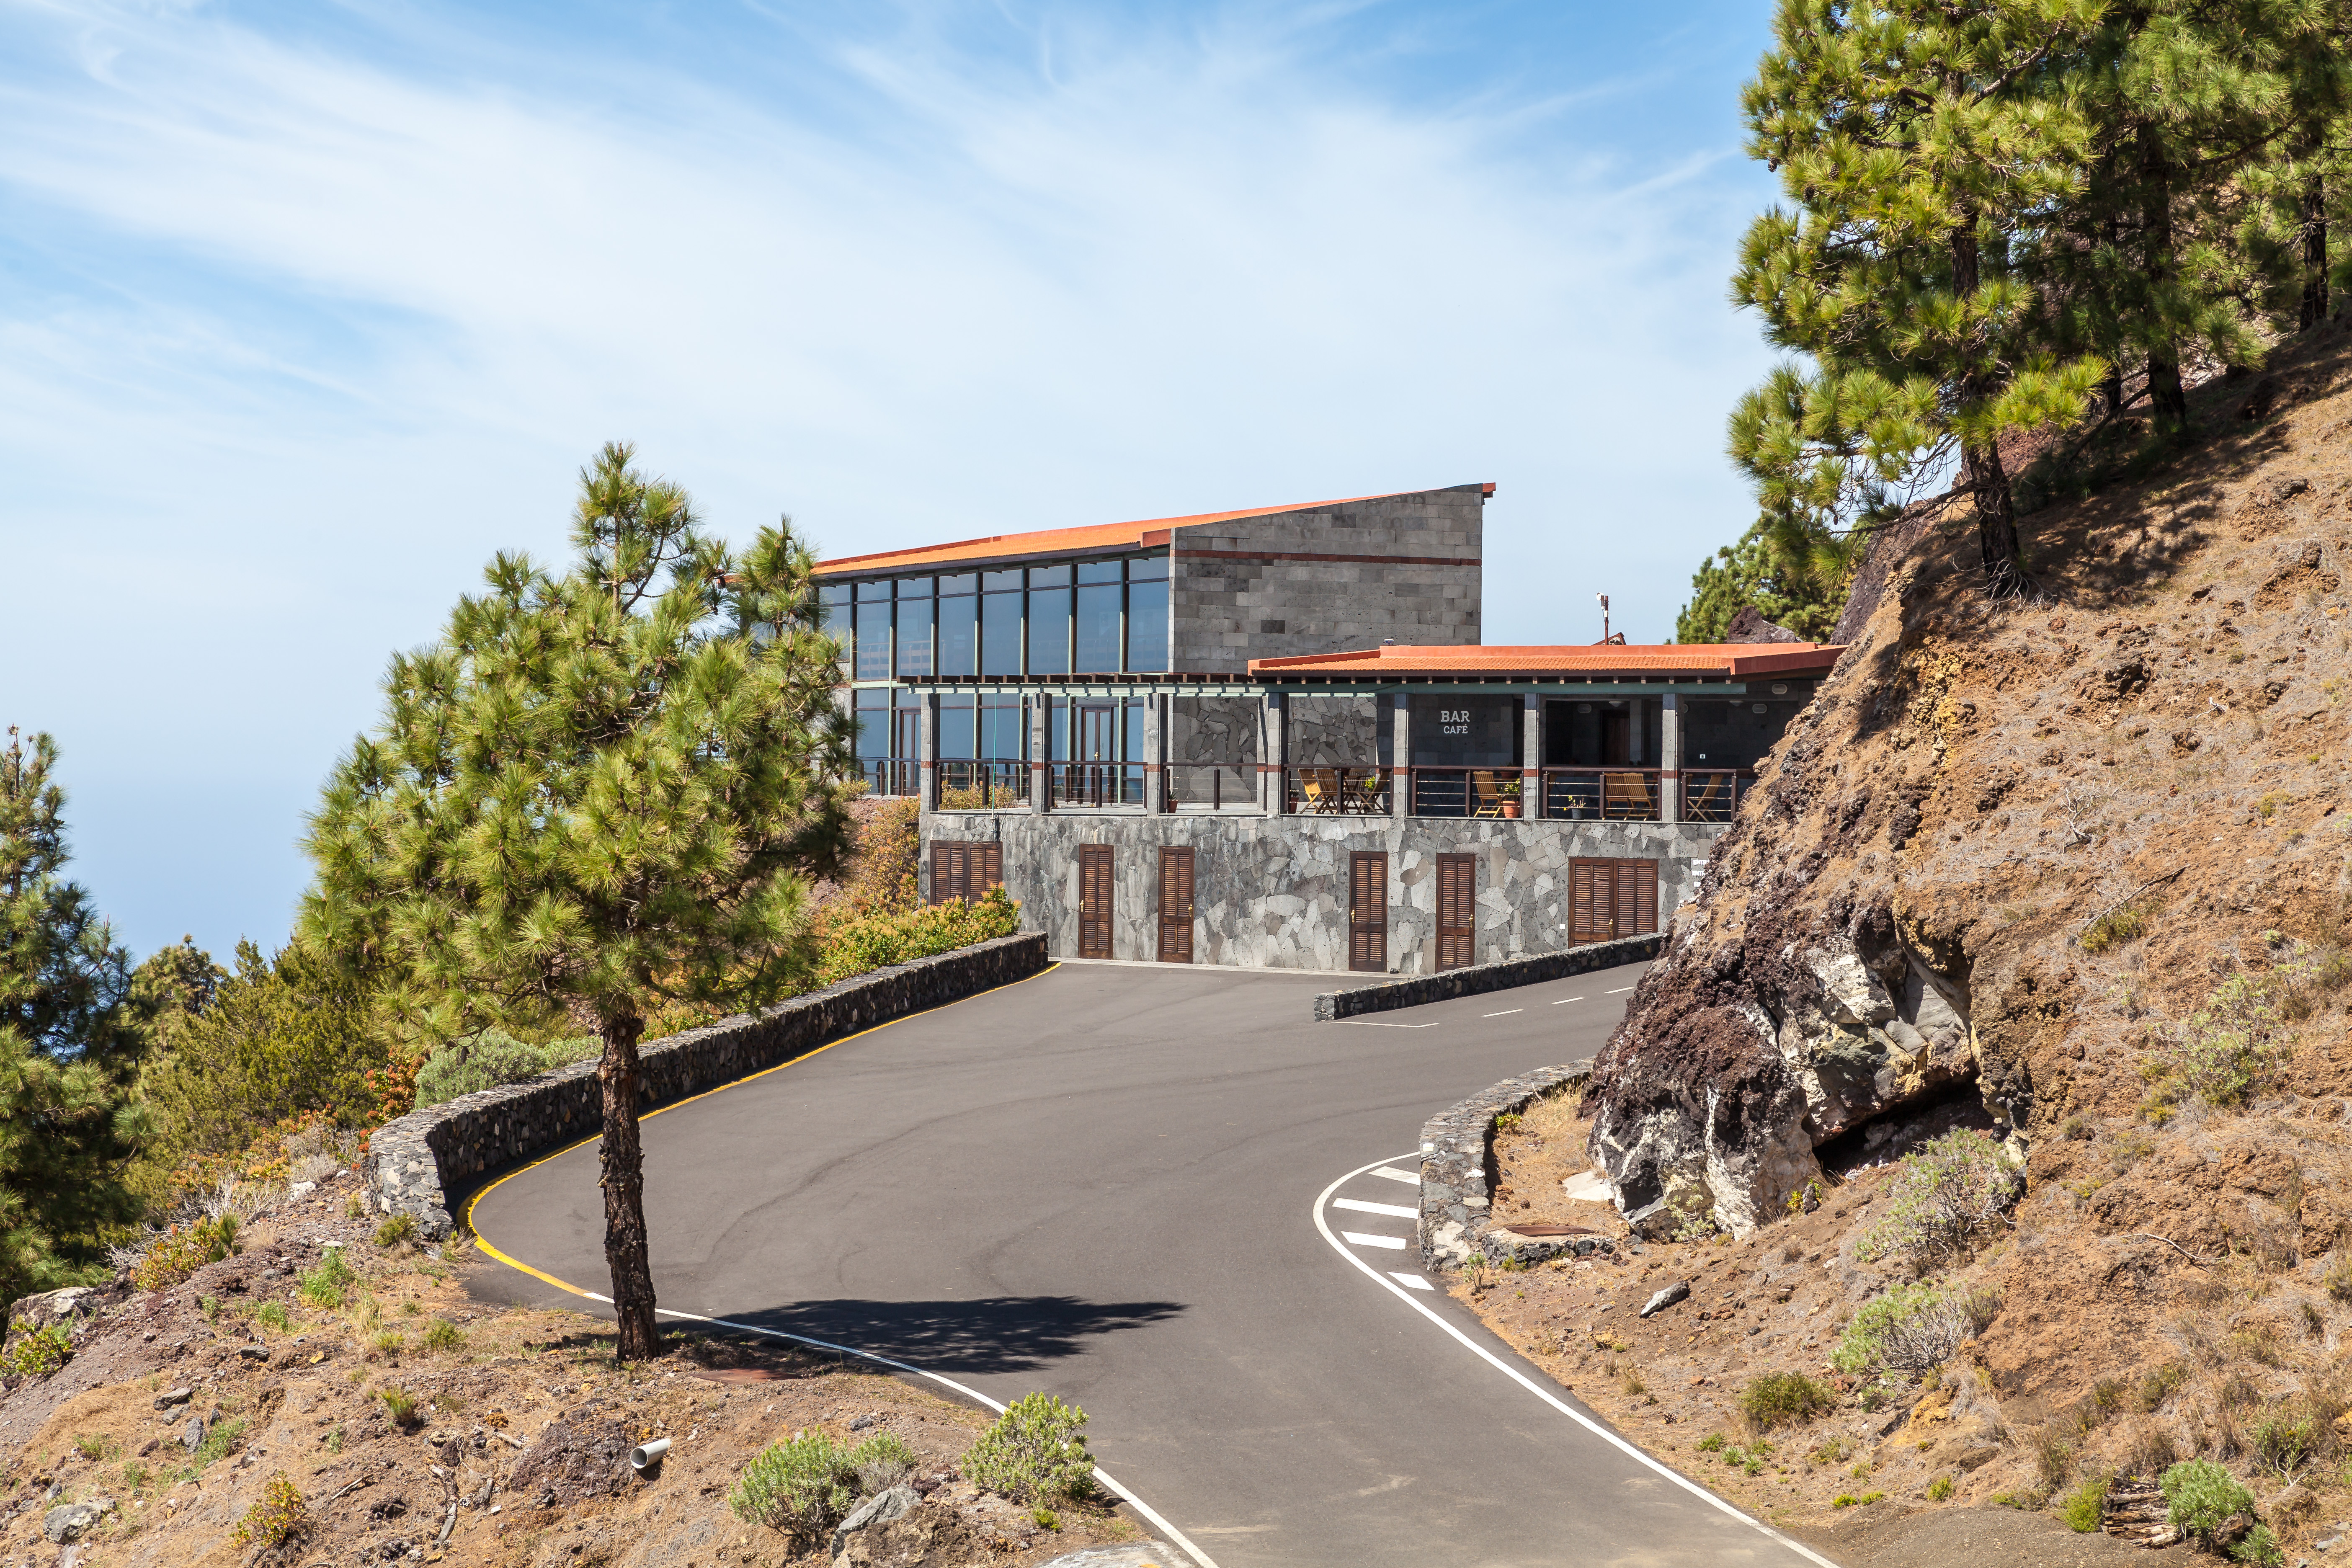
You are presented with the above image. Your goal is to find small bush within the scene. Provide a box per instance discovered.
[374,1214,417,1248]
[370,1331,405,1359]
[420,1319,465,1354]
[2141,944,2349,1117]
[376,1387,420,1428]
[1854,1130,2021,1264]
[194,1415,250,1465]
[74,1433,116,1461]
[2082,906,2149,954]
[962,1393,1093,1504]
[231,1471,307,1549]
[297,1248,355,1310]
[132,1213,242,1292]
[2162,1459,2257,1547]
[2058,1475,2110,1532]
[3,1325,73,1378]
[730,1431,855,1544]
[1739,1372,1837,1433]
[851,1431,916,1496]
[815,887,1021,989]
[413,1029,601,1110]
[1832,1281,2001,1377]
[1926,1475,1955,1502]
[2135,1363,2188,1413]
[255,1302,289,1334]
[2233,1524,2286,1566]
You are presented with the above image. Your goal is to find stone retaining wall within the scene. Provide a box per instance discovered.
[1418,1065,1591,1269]
[1314,931,1663,1020]
[366,934,1049,1240]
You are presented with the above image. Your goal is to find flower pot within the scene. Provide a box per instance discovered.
[1500,802,1520,819]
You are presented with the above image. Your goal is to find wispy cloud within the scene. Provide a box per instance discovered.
[0,0,1775,955]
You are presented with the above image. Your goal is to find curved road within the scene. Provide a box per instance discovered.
[469,960,1829,1568]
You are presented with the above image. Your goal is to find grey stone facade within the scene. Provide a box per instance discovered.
[366,934,1048,1240]
[922,812,1721,973]
[1286,694,1381,766]
[1171,486,1483,668]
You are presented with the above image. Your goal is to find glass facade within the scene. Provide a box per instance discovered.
[827,553,1170,681]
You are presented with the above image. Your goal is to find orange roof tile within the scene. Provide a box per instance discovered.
[1249,643,1843,679]
[813,484,1494,575]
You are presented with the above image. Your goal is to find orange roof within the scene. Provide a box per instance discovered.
[1249,643,1843,679]
[813,484,1495,575]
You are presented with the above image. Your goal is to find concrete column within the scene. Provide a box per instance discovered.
[1145,692,1168,814]
[918,694,939,817]
[1265,691,1287,815]
[1520,693,1542,821]
[1390,691,1411,820]
[1029,695,1049,815]
[1660,692,1681,824]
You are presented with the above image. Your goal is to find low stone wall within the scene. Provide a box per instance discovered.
[367,934,1049,1240]
[1417,1065,1591,1269]
[1313,931,1663,1020]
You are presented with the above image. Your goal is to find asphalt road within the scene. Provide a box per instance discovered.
[468,959,1831,1568]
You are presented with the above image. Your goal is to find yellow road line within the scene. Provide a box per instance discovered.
[462,961,1063,1289]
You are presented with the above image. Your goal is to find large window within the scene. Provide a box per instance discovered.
[981,570,1023,676]
[979,695,1026,759]
[819,583,852,677]
[828,551,1169,680]
[1127,554,1169,673]
[1073,560,1122,673]
[895,576,933,677]
[937,574,977,677]
[854,580,893,681]
[1026,564,1072,675]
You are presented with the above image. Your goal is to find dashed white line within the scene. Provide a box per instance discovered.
[1342,1231,1407,1250]
[1332,1197,1417,1219]
[1550,997,1584,1004]
[1605,987,1635,994]
[1482,1009,1523,1017]
[1344,1019,1442,1029]
[1388,1272,1435,1291]
[1369,1166,1420,1185]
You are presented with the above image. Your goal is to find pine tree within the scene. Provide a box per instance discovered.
[1675,521,1847,644]
[301,443,855,1361]
[1732,0,2112,598]
[0,730,144,1310]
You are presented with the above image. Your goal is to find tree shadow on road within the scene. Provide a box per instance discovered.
[708,1296,1186,1375]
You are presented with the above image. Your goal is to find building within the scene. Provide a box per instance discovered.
[816,484,1839,974]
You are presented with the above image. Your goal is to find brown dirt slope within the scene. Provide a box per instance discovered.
[1471,322,2352,1560]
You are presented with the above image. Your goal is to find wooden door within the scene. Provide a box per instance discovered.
[1569,857,1657,943]
[1436,854,1476,971]
[1349,851,1388,972]
[931,841,1003,905]
[1078,845,1113,959]
[1157,847,1195,963]
[1602,709,1631,765]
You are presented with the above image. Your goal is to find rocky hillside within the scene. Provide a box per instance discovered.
[1572,321,2352,1552]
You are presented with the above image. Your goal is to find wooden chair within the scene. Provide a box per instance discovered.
[1683,772,1730,822]
[1602,771,1654,820]
[1295,767,1336,814]
[1470,770,1507,818]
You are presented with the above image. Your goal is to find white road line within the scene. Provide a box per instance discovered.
[1369,1166,1420,1185]
[1550,997,1584,1004]
[1605,987,1635,994]
[1482,1009,1523,1017]
[1345,1019,1441,1029]
[1342,1231,1408,1251]
[1332,1197,1417,1219]
[1313,1154,1840,1568]
[578,1297,1222,1568]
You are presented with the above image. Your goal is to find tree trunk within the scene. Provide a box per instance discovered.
[595,1011,660,1362]
[2302,169,2329,330]
[2138,126,2188,433]
[1949,220,2027,597]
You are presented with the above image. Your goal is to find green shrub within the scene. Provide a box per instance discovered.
[1738,1372,1837,1433]
[2058,1475,2110,1532]
[1832,1282,2001,1377]
[373,1214,416,1248]
[255,1302,289,1334]
[962,1393,1093,1504]
[132,1213,241,1291]
[1926,1475,1955,1502]
[2161,1459,2257,1547]
[421,1319,465,1354]
[231,1471,307,1549]
[815,887,1021,989]
[298,1248,355,1309]
[2232,1525,2285,1566]
[1853,1130,2021,1264]
[851,1431,916,1495]
[194,1414,250,1466]
[414,1029,600,1109]
[2081,906,2149,954]
[730,1431,855,1544]
[2140,944,2351,1119]
[376,1387,420,1428]
[2,1325,73,1378]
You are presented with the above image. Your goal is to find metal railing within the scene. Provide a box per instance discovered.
[1167,762,1256,810]
[1409,767,1531,819]
[935,760,1028,810]
[861,758,921,798]
[1679,769,1756,823]
[1283,766,1392,815]
[1540,767,1663,821]
[1049,762,1146,809]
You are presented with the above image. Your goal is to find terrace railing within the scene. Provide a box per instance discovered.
[935,760,1028,810]
[1541,768,1662,822]
[861,758,921,799]
[1050,762,1147,810]
[1284,765,1392,815]
[1679,769,1756,823]
[1409,767,1529,819]
[1167,762,1256,811]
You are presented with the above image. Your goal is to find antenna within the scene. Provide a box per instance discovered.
[1596,593,1611,644]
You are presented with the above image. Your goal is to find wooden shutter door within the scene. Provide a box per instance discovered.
[1078,845,1113,959]
[1569,858,1619,944]
[1157,847,1195,963]
[977,843,1003,895]
[1349,851,1388,973]
[1618,858,1658,936]
[932,842,965,905]
[1436,854,1475,971]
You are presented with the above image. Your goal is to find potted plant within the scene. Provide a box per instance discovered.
[1497,776,1522,818]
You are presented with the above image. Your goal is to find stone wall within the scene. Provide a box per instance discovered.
[1418,1064,1590,1269]
[1286,694,1381,766]
[923,812,1720,973]
[1311,931,1665,1019]
[366,934,1048,1240]
[1171,486,1483,669]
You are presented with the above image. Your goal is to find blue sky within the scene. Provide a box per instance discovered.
[0,0,1782,963]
